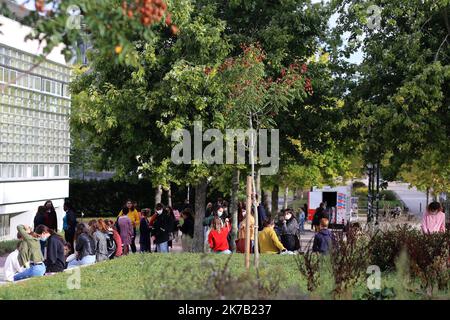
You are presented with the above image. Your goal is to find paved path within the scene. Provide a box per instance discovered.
[387,182,427,217]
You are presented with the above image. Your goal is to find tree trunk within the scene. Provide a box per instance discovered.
[283,186,289,209]
[245,176,252,269]
[155,184,162,206]
[167,184,172,208]
[263,190,271,214]
[192,178,208,253]
[271,185,279,215]
[230,168,240,252]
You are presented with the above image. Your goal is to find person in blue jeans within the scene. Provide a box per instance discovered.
[14,224,49,281]
[151,204,174,253]
[67,223,96,268]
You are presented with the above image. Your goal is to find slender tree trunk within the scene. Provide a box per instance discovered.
[263,190,271,214]
[283,186,289,209]
[167,184,172,208]
[192,178,207,253]
[245,176,252,269]
[155,184,162,206]
[272,185,279,215]
[230,168,240,252]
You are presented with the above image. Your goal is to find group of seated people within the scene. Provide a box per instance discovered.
[207,206,333,255]
[4,219,122,282]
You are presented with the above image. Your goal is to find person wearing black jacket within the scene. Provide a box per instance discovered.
[36,225,66,272]
[63,201,77,254]
[34,206,47,255]
[139,209,152,252]
[179,208,194,252]
[67,223,96,268]
[151,204,173,253]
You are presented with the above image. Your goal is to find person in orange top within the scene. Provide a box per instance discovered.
[208,217,231,254]
[118,200,140,253]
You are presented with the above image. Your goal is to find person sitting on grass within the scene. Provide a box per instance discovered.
[312,218,333,255]
[35,225,66,273]
[421,201,446,234]
[3,234,25,282]
[13,224,49,281]
[258,217,287,254]
[106,220,123,258]
[208,217,231,254]
[88,220,109,263]
[67,223,96,269]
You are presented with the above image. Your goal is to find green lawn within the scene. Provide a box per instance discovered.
[1,253,448,300]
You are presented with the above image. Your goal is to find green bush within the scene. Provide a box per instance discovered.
[0,240,19,256]
[380,190,398,201]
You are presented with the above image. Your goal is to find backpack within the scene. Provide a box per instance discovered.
[106,232,117,259]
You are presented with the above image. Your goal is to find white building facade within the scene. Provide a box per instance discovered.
[0,15,71,240]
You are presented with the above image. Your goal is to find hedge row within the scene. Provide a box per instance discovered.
[68,179,223,217]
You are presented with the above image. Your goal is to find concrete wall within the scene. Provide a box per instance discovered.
[0,180,68,240]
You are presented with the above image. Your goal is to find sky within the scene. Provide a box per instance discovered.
[15,0,364,64]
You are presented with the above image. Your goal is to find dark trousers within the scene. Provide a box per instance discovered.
[140,240,151,252]
[130,228,137,253]
[64,231,75,254]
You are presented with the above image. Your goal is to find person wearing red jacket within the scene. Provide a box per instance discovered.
[208,217,231,254]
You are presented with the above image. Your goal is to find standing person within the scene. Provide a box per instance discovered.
[421,202,446,234]
[280,209,300,252]
[179,208,194,252]
[33,206,47,255]
[139,209,152,252]
[312,203,325,232]
[208,217,231,254]
[205,202,213,218]
[36,225,66,273]
[258,218,287,254]
[298,208,306,233]
[117,200,140,253]
[88,220,108,262]
[312,218,333,255]
[13,225,48,281]
[63,200,77,254]
[151,204,172,253]
[167,207,177,250]
[117,210,133,255]
[67,223,96,268]
[255,194,267,231]
[33,206,46,231]
[106,220,123,258]
[303,203,308,219]
[43,200,58,232]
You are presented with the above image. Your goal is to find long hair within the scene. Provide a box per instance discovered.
[74,222,90,241]
[97,219,109,233]
[212,217,224,233]
[36,206,46,216]
[44,200,57,215]
[88,219,99,236]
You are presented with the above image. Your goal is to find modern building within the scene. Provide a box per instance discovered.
[0,13,71,240]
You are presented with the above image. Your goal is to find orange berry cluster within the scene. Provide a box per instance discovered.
[121,0,178,34]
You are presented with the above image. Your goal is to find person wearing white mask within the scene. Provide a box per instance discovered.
[280,209,300,252]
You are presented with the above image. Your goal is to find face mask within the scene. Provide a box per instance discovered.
[40,236,49,242]
[285,214,292,220]
[242,210,246,217]
[217,211,223,217]
[157,210,163,215]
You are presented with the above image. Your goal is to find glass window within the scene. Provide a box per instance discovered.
[32,164,38,177]
[0,214,10,239]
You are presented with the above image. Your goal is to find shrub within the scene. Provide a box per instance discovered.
[0,240,19,256]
